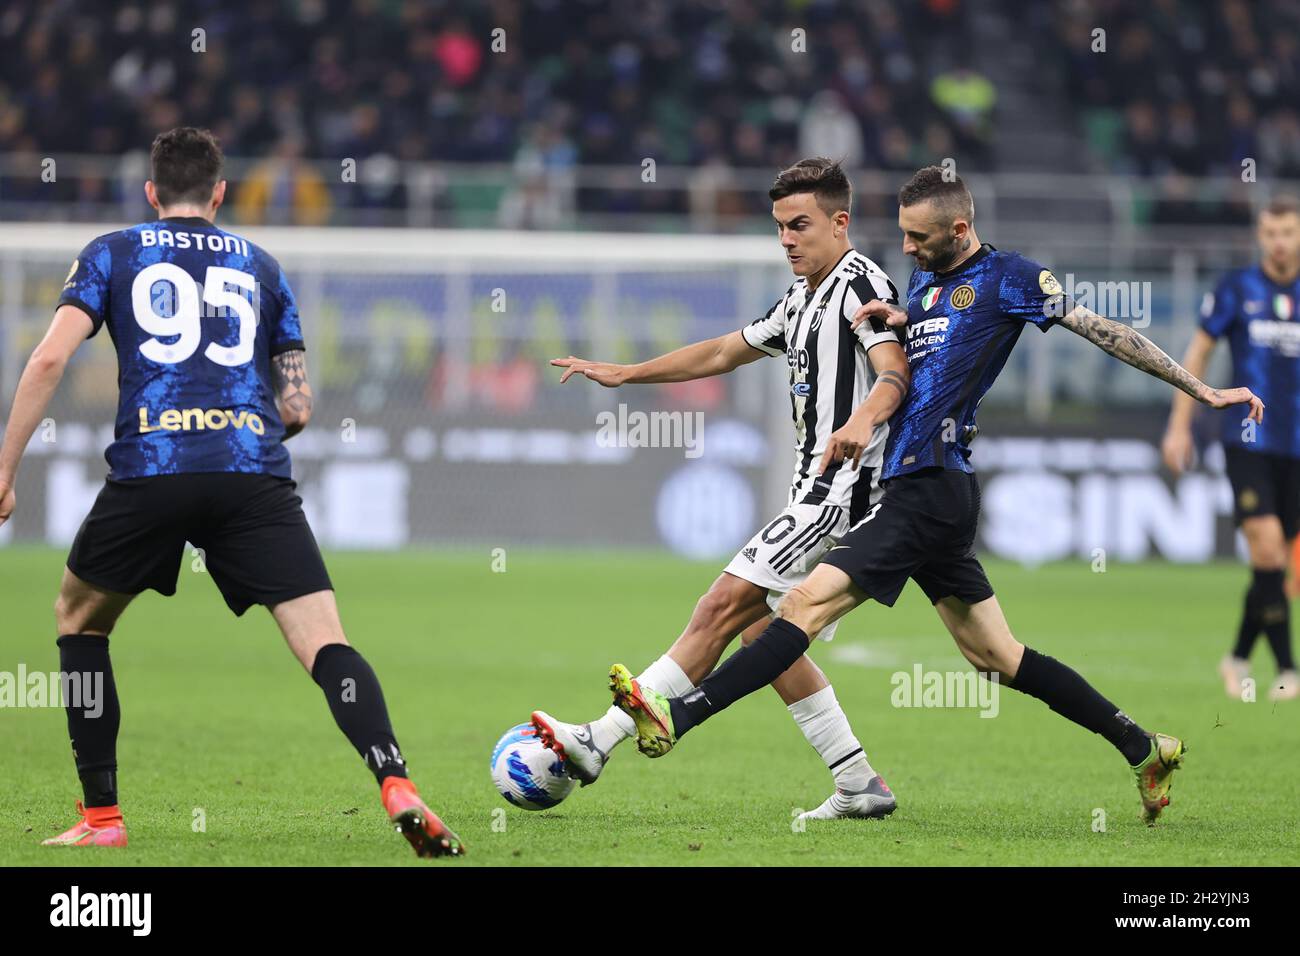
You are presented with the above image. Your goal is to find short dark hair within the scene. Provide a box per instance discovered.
[150,127,223,207]
[897,165,974,225]
[769,158,852,217]
[1262,194,1300,219]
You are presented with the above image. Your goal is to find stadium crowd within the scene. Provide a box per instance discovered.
[0,0,1295,226]
[1045,0,1300,180]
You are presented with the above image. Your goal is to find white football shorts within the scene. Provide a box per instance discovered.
[723,502,851,642]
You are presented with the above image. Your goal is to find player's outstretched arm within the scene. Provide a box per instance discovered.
[272,349,313,440]
[819,340,910,474]
[1059,305,1263,423]
[1161,329,1216,474]
[0,304,93,525]
[550,330,762,387]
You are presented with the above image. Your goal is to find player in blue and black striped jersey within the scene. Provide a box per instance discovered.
[0,128,461,857]
[609,166,1264,827]
[1163,195,1300,702]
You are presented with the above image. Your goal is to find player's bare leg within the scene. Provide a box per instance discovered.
[54,568,136,637]
[620,564,868,752]
[929,595,1024,679]
[1227,516,1296,700]
[271,588,351,672]
[1287,534,1300,600]
[43,570,134,847]
[270,590,464,857]
[747,618,896,821]
[933,595,1185,824]
[538,569,883,795]
[665,572,773,680]
[534,572,769,780]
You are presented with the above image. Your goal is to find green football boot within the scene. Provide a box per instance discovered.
[1132,732,1186,826]
[608,663,676,757]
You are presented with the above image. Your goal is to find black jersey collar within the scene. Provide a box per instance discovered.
[160,215,215,227]
[934,242,993,278]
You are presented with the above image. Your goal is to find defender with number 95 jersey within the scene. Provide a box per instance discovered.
[0,127,462,858]
[57,210,328,613]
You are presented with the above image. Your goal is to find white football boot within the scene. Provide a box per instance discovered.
[530,710,608,786]
[798,774,897,821]
[1268,669,1299,701]
[1219,655,1250,699]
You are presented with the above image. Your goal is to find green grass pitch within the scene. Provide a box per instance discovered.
[1,547,1297,867]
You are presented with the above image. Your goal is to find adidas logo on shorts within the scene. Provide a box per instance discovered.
[741,547,757,563]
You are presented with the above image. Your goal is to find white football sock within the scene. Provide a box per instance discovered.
[589,654,694,754]
[788,685,875,791]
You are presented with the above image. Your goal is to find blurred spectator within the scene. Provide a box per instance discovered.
[1121,101,1165,177]
[929,65,995,158]
[433,18,483,88]
[497,123,576,229]
[234,138,332,225]
[798,92,864,167]
[1260,109,1300,179]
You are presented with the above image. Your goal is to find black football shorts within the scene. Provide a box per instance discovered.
[820,466,995,607]
[1224,446,1300,540]
[67,472,333,616]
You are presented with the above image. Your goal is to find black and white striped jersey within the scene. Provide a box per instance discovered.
[740,249,901,522]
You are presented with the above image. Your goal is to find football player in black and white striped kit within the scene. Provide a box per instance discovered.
[535,159,910,819]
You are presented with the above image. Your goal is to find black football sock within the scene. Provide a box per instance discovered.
[1010,646,1151,766]
[311,643,409,784]
[669,618,810,738]
[57,635,121,808]
[1253,570,1295,672]
[1231,570,1269,661]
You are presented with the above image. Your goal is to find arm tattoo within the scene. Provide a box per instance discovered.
[1059,306,1207,402]
[272,349,313,434]
[875,368,910,400]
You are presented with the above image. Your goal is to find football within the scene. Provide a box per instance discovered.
[490,723,577,811]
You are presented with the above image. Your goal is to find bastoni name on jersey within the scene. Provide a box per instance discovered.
[140,226,250,256]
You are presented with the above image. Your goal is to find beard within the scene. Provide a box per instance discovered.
[923,233,966,272]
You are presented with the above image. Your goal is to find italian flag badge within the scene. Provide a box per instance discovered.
[921,286,943,310]
[1274,293,1293,320]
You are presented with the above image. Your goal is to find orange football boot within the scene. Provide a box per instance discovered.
[42,801,127,847]
[381,777,465,858]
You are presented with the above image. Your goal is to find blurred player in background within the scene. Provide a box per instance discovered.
[1162,196,1300,702]
[610,166,1265,826]
[535,159,909,820]
[0,128,463,857]
[1290,537,1300,600]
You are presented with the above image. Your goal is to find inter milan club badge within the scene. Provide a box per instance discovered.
[950,284,976,309]
[921,286,943,310]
